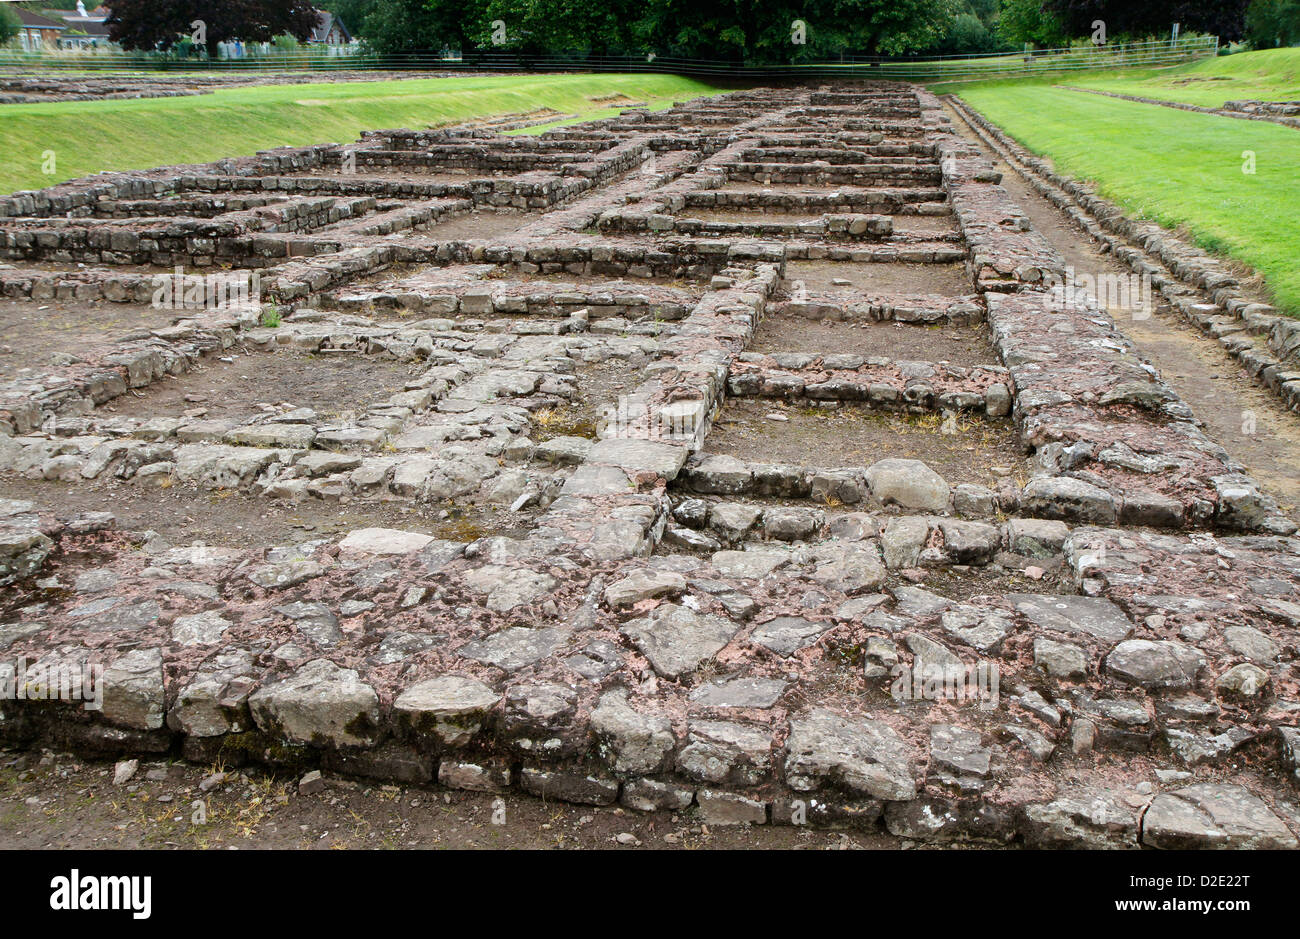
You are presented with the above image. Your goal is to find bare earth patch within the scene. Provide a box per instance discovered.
[704,398,1026,486]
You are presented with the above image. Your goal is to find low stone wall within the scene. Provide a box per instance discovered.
[726,353,1011,416]
[678,452,1010,519]
[665,498,1059,562]
[726,161,943,186]
[332,278,696,321]
[742,143,935,162]
[0,196,380,266]
[683,188,948,215]
[946,95,1300,415]
[1062,86,1300,130]
[920,88,1293,535]
[773,293,983,325]
[607,211,895,239]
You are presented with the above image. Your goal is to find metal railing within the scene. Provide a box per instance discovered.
[0,35,1219,81]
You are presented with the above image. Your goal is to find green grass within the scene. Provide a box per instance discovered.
[0,73,727,192]
[949,79,1300,315]
[1067,47,1300,107]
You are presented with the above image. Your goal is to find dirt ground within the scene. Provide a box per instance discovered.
[0,299,180,380]
[753,312,998,364]
[891,215,960,235]
[420,209,545,241]
[533,360,639,441]
[0,476,539,551]
[783,259,972,295]
[943,101,1300,521]
[0,750,921,850]
[98,348,421,424]
[704,398,1026,487]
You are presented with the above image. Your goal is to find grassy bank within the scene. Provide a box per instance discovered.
[0,73,727,192]
[943,53,1300,315]
[1066,47,1300,107]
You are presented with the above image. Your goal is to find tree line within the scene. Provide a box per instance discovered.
[11,0,1291,61]
[321,0,1281,59]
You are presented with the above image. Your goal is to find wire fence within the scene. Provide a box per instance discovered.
[0,35,1220,82]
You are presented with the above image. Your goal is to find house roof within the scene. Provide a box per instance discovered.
[13,8,68,30]
[34,8,110,38]
[309,10,351,43]
[63,20,112,38]
[51,12,110,23]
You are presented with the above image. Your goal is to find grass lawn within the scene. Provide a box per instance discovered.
[1065,48,1300,107]
[0,73,728,193]
[944,72,1300,316]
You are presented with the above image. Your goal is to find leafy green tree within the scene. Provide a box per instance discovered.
[634,0,960,64]
[933,11,1005,51]
[367,0,454,53]
[323,0,1025,61]
[997,0,1067,46]
[813,0,963,58]
[318,0,471,54]
[633,0,750,61]
[467,0,642,55]
[317,0,375,34]
[0,4,20,47]
[914,0,1007,51]
[967,0,1000,25]
[1244,0,1300,46]
[1046,1,1249,42]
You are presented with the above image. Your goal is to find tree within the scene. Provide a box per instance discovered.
[107,0,321,57]
[316,0,471,55]
[310,0,1028,62]
[997,0,1067,47]
[0,4,20,47]
[634,0,961,64]
[914,0,1009,51]
[318,0,375,37]
[1045,1,1250,42]
[1244,0,1300,46]
[808,0,963,58]
[932,12,1005,52]
[466,0,643,56]
[967,0,1000,26]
